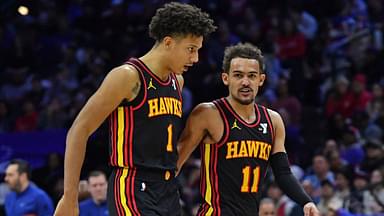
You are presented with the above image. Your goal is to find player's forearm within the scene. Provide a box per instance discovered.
[270,152,313,206]
[63,126,89,199]
[177,146,190,171]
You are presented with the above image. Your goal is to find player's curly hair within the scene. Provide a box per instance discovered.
[222,43,266,74]
[149,2,216,41]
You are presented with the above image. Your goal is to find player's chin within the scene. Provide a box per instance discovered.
[175,68,187,75]
[238,97,254,105]
[172,71,183,76]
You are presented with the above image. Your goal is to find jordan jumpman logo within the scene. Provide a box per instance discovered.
[147,78,156,90]
[231,119,242,130]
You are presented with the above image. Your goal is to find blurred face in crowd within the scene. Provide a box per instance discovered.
[352,79,364,93]
[323,139,337,155]
[371,169,383,184]
[335,173,349,190]
[353,177,367,190]
[313,155,329,175]
[222,57,265,105]
[4,164,24,192]
[335,78,349,95]
[321,184,334,199]
[372,84,383,98]
[302,179,314,195]
[259,201,276,216]
[88,174,108,204]
[366,146,383,159]
[266,185,283,201]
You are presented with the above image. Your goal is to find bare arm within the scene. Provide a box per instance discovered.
[268,109,287,154]
[55,65,140,215]
[177,102,221,172]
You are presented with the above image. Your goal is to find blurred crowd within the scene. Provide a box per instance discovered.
[0,0,383,215]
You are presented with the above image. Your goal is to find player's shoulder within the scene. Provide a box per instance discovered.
[194,102,217,112]
[102,64,141,87]
[189,102,219,119]
[110,64,139,78]
[264,107,284,126]
[265,107,280,117]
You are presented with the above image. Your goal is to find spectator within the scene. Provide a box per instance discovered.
[334,170,352,202]
[0,100,11,132]
[362,167,384,214]
[4,159,54,216]
[339,126,365,167]
[325,75,354,118]
[275,17,307,97]
[14,101,39,131]
[32,153,64,204]
[290,7,318,40]
[289,179,318,216]
[304,154,335,201]
[323,139,349,172]
[360,138,384,172]
[0,180,10,215]
[350,73,373,114]
[79,171,108,216]
[317,180,343,216]
[344,168,370,214]
[267,182,295,216]
[259,197,276,216]
[366,82,384,123]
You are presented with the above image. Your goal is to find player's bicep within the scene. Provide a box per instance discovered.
[268,109,286,154]
[177,103,213,169]
[178,104,209,151]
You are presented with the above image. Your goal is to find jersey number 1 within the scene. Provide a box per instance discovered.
[241,166,260,193]
[166,124,173,152]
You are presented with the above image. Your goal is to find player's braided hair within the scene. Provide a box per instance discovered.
[149,2,216,41]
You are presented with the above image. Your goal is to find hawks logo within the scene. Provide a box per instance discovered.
[226,140,271,160]
[147,97,182,118]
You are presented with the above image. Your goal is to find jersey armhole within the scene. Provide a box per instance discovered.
[171,73,183,103]
[263,107,275,145]
[213,99,230,147]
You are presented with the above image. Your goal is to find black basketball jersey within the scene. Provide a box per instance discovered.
[108,58,182,171]
[198,98,274,216]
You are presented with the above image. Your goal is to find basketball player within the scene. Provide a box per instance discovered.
[54,2,216,216]
[177,43,319,216]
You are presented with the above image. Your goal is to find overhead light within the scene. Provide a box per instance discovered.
[18,5,29,16]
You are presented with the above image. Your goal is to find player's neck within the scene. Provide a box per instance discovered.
[226,96,256,123]
[140,47,170,81]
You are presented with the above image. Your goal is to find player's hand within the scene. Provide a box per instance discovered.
[303,202,319,216]
[54,195,79,216]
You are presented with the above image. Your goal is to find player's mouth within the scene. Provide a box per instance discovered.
[239,88,252,96]
[183,64,193,72]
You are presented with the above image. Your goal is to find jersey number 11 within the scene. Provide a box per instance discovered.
[241,166,260,193]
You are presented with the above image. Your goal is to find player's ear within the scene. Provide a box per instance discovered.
[222,72,229,86]
[259,73,266,86]
[163,36,174,49]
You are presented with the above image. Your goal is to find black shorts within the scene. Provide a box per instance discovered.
[107,167,181,216]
